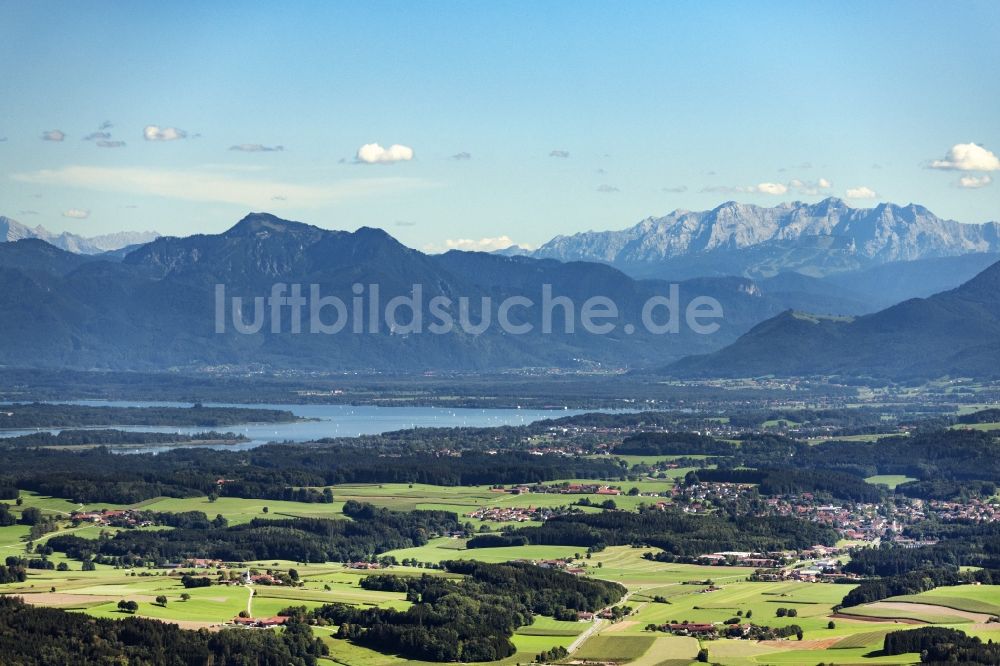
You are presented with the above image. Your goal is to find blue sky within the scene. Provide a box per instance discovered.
[2,0,998,250]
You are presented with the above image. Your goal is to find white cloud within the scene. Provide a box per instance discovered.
[958,174,992,189]
[788,177,833,195]
[424,236,525,253]
[13,165,432,209]
[755,182,788,195]
[230,143,284,152]
[549,149,570,158]
[356,142,414,164]
[701,181,798,196]
[42,129,65,142]
[930,142,1000,171]
[62,208,90,219]
[143,125,187,141]
[845,186,878,199]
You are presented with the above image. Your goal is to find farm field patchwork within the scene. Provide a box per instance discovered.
[3,487,1000,666]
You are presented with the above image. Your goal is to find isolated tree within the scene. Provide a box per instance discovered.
[180,593,191,602]
[18,507,42,526]
[697,648,709,662]
[828,620,836,629]
[155,595,168,607]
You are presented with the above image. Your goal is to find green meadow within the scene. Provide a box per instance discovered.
[2,486,999,666]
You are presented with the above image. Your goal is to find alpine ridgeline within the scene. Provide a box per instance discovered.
[0,216,159,254]
[525,198,1000,280]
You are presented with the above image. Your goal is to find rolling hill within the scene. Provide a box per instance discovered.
[667,258,1000,380]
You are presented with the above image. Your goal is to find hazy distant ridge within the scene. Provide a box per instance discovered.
[0,216,160,254]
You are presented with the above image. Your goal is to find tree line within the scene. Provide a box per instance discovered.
[0,595,327,665]
[468,506,838,555]
[310,560,625,662]
[47,502,460,566]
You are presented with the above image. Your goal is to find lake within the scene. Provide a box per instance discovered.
[0,400,602,452]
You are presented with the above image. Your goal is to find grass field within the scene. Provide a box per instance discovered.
[889,585,1000,615]
[838,604,968,624]
[831,629,894,648]
[863,475,917,489]
[574,635,656,661]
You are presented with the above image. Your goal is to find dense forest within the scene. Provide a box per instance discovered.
[0,403,297,428]
[4,429,246,447]
[468,507,837,556]
[614,432,736,455]
[693,467,883,502]
[844,525,1000,577]
[723,429,1000,500]
[47,502,460,565]
[311,560,625,662]
[0,444,626,504]
[956,408,1000,425]
[0,595,327,666]
[883,627,1000,664]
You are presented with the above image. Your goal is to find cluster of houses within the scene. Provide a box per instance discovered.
[230,615,288,628]
[467,506,549,522]
[926,497,999,522]
[345,561,386,570]
[70,509,151,527]
[183,558,225,569]
[695,551,783,568]
[513,558,586,576]
[536,483,622,496]
[485,482,626,498]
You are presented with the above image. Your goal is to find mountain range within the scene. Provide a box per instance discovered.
[0,213,850,373]
[0,216,160,254]
[1,205,998,378]
[517,198,1000,281]
[667,258,1000,380]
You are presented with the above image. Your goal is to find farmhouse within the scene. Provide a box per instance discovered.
[232,616,288,628]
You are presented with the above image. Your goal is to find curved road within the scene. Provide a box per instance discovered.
[568,591,633,655]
